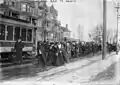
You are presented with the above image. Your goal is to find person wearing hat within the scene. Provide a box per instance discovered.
[14,37,24,64]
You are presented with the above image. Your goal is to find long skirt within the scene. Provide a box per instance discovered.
[55,52,65,66]
[15,50,23,64]
[52,53,57,66]
[37,54,45,68]
[47,51,54,66]
[41,53,47,66]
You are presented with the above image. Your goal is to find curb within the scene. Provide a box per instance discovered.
[0,63,33,71]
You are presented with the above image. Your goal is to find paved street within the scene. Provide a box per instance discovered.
[91,61,116,81]
[0,52,119,85]
[0,52,100,82]
[0,62,55,81]
[35,53,119,85]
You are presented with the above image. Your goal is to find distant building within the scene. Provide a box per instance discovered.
[61,24,71,41]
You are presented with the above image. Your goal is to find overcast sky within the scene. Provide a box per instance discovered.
[47,0,118,41]
[0,0,118,41]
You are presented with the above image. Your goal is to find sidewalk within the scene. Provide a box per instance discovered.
[37,52,118,81]
[0,52,119,85]
[34,52,119,85]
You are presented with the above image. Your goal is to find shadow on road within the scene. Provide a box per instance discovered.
[90,62,116,81]
[0,65,54,82]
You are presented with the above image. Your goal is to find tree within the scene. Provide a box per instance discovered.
[106,29,114,44]
[90,24,103,43]
[89,24,115,44]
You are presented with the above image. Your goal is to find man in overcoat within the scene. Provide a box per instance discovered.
[14,37,24,64]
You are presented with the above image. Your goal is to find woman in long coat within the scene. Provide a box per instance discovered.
[55,43,65,66]
[37,41,45,69]
[47,43,54,66]
[51,43,58,66]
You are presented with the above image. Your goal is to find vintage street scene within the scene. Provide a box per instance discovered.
[0,0,120,85]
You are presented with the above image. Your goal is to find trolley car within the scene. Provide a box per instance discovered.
[0,3,37,62]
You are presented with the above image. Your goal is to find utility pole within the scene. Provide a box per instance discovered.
[102,0,107,60]
[115,1,120,55]
[78,24,81,41]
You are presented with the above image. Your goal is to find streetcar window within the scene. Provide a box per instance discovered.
[21,28,26,41]
[7,25,13,40]
[14,27,20,41]
[21,4,26,12]
[12,12,19,19]
[26,5,30,12]
[27,29,32,41]
[0,24,5,40]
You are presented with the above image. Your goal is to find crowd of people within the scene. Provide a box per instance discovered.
[36,40,103,69]
[13,37,118,69]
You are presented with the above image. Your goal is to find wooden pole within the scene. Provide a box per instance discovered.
[102,0,107,60]
[116,2,119,55]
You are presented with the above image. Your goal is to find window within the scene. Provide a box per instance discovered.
[4,11,10,16]
[14,26,20,41]
[21,28,26,41]
[26,17,31,23]
[27,29,32,41]
[31,7,34,14]
[7,25,13,40]
[29,7,32,12]
[21,4,26,12]
[32,19,36,25]
[11,1,15,7]
[4,0,7,4]
[4,0,10,5]
[12,12,19,18]
[0,24,5,40]
[26,5,30,12]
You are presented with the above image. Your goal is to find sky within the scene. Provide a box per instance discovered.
[47,0,118,41]
[0,0,118,41]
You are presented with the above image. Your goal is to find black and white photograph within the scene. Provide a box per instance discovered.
[0,0,120,85]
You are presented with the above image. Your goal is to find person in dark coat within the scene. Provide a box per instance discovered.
[37,42,42,64]
[14,37,24,64]
[55,42,65,66]
[37,41,46,70]
[44,41,49,65]
[50,42,57,66]
[66,42,71,61]
[40,42,47,69]
[62,42,69,63]
[47,43,54,66]
[92,42,95,56]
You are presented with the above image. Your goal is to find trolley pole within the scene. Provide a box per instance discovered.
[102,0,107,60]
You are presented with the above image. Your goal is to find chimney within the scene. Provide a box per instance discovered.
[66,24,68,29]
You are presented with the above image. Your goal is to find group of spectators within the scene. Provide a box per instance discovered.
[13,37,118,68]
[36,41,102,69]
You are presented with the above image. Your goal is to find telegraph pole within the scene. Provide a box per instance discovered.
[115,1,120,55]
[78,24,81,41]
[102,0,107,60]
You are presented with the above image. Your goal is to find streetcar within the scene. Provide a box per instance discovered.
[0,2,38,62]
